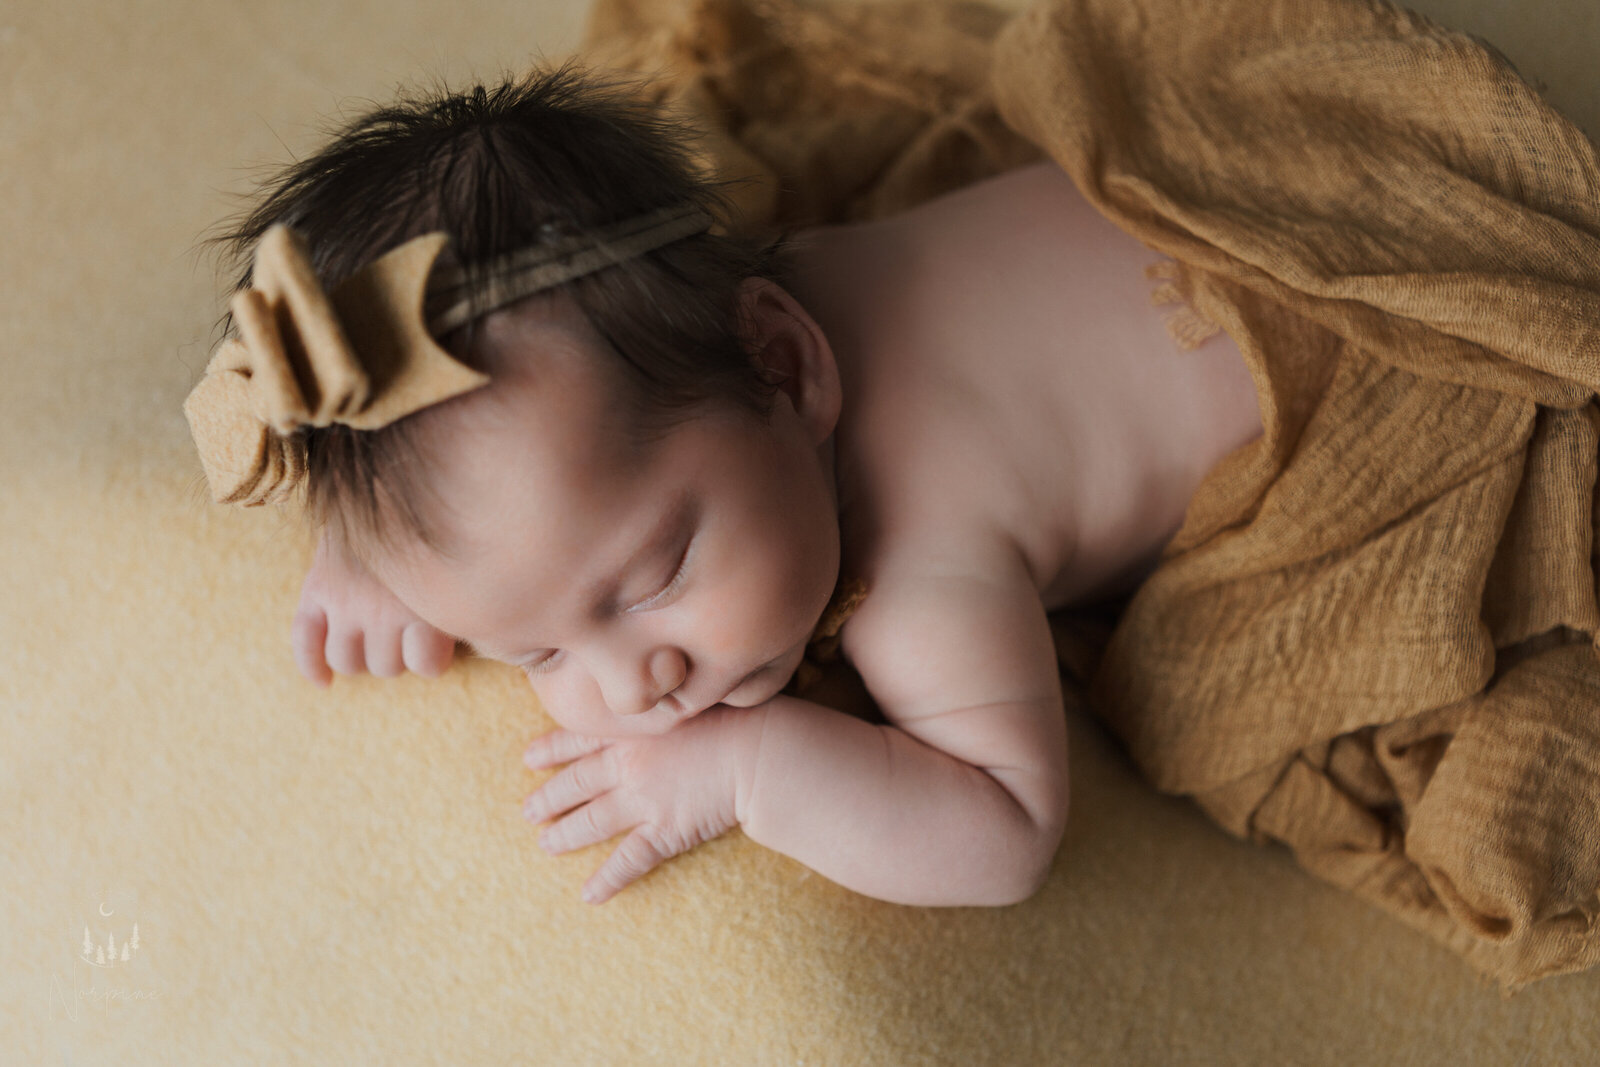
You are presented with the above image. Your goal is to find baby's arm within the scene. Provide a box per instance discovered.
[521,535,1069,906]
[292,530,457,686]
[740,541,1070,906]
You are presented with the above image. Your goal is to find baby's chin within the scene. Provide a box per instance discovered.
[715,671,783,709]
[716,641,809,709]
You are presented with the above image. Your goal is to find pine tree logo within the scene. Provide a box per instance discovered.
[80,906,142,969]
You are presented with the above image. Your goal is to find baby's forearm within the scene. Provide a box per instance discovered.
[737,695,1060,906]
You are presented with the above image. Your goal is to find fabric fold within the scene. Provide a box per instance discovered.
[990,0,1600,987]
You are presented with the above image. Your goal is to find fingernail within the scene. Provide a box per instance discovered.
[581,886,599,904]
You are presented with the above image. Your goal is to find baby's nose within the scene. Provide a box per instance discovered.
[601,646,687,716]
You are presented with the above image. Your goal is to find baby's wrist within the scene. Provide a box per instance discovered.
[727,700,775,828]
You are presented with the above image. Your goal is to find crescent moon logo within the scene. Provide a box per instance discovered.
[98,902,114,917]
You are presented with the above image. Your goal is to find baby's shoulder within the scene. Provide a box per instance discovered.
[834,507,1060,725]
[832,349,1053,615]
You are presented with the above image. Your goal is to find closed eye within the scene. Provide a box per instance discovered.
[629,534,694,613]
[520,530,695,677]
[522,652,561,677]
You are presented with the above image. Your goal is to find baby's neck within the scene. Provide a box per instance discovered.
[783,219,898,390]
[784,220,885,534]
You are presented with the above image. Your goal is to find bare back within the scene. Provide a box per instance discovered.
[790,161,1265,616]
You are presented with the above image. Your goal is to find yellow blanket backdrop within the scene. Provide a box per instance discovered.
[7,0,1600,1061]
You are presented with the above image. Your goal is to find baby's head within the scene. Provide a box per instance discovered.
[218,67,845,735]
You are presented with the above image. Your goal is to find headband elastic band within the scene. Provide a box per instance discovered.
[425,201,716,336]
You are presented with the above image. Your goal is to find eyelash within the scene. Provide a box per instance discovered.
[520,537,694,677]
[523,656,560,677]
[634,539,693,611]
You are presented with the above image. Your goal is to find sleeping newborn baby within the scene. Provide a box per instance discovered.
[210,68,1263,907]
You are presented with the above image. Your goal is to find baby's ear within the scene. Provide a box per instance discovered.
[735,277,841,444]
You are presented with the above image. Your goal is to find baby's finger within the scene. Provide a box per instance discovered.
[538,791,630,857]
[325,625,368,676]
[365,627,405,679]
[291,608,332,688]
[582,827,671,905]
[523,749,618,825]
[402,623,455,678]
[523,729,607,770]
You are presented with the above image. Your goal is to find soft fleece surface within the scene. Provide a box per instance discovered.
[5,0,1599,1063]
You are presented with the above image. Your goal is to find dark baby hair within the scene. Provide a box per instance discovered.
[212,63,790,562]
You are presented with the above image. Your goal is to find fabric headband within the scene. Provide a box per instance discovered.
[182,202,715,507]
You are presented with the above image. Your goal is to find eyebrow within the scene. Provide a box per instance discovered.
[471,487,696,663]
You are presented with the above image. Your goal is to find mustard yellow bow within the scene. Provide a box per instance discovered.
[182,225,492,506]
[184,203,714,507]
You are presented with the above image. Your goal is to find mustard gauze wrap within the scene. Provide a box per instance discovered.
[586,0,1600,987]
[995,0,1600,989]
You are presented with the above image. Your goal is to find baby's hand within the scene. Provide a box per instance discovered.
[292,530,456,687]
[520,706,766,904]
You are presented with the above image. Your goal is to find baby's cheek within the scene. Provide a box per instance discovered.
[702,567,795,659]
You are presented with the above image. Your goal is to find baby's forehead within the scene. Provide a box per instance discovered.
[430,301,638,448]
[463,287,605,369]
[378,429,680,620]
[410,383,655,546]
[415,292,756,544]
[425,388,630,501]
